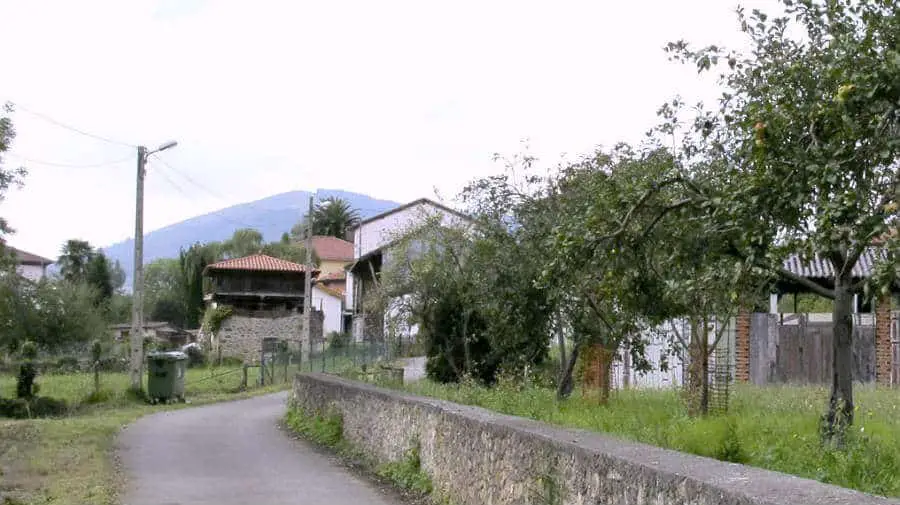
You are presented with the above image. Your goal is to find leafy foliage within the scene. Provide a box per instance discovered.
[292,196,361,240]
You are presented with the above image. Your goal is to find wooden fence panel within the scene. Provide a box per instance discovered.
[750,313,876,385]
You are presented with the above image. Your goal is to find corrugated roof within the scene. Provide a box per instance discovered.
[9,247,53,265]
[205,254,314,273]
[782,248,886,279]
[311,236,353,262]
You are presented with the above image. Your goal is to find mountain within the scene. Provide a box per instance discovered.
[102,189,400,287]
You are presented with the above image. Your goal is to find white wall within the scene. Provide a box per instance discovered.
[312,286,343,335]
[16,264,45,282]
[352,201,466,260]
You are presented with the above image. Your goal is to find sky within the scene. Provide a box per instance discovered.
[0,0,782,260]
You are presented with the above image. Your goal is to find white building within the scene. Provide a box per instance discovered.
[346,198,472,342]
[311,284,344,336]
[10,247,53,282]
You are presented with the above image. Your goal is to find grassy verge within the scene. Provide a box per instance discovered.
[283,405,433,501]
[0,366,291,505]
[402,380,900,498]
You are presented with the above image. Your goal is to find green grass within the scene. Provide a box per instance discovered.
[0,366,291,505]
[403,380,900,498]
[284,405,434,500]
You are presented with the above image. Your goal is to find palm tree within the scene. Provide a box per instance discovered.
[291,197,361,240]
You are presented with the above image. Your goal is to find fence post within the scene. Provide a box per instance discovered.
[240,363,248,390]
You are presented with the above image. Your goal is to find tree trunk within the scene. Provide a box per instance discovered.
[823,278,855,443]
[557,344,580,400]
[94,361,100,395]
[685,318,708,417]
[555,311,568,386]
[461,310,471,377]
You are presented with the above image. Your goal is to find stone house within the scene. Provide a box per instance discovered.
[203,254,322,362]
[345,198,472,343]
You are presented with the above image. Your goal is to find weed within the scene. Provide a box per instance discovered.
[377,441,432,495]
[283,407,343,448]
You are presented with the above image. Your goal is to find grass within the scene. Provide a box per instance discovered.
[403,379,900,498]
[283,405,433,500]
[0,365,291,505]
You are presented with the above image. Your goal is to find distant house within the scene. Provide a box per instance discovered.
[311,235,354,276]
[9,247,53,282]
[312,280,345,336]
[109,321,193,349]
[346,198,472,342]
[202,254,322,362]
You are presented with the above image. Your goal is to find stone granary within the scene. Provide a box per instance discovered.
[203,254,322,362]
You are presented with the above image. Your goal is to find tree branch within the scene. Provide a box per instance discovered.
[759,259,836,299]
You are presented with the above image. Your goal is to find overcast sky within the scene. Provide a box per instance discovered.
[0,0,780,259]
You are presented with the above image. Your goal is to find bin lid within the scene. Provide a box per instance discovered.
[147,351,188,361]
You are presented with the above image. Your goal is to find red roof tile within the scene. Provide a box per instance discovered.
[317,271,346,282]
[205,254,315,273]
[316,284,345,298]
[9,247,53,265]
[311,236,353,262]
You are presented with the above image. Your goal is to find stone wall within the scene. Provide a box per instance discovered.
[216,310,324,362]
[292,374,899,505]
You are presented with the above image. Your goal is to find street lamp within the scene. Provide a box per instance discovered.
[129,140,178,393]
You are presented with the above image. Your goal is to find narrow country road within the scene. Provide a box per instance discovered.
[117,391,403,505]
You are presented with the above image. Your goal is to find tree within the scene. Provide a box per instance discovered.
[261,232,313,264]
[222,228,264,258]
[178,243,220,329]
[292,197,361,240]
[656,0,900,439]
[85,252,114,304]
[0,102,27,245]
[107,258,126,293]
[0,278,109,353]
[57,239,95,284]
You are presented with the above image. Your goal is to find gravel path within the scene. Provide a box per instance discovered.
[117,391,403,505]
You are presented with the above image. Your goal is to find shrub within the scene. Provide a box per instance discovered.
[327,331,351,349]
[0,396,69,419]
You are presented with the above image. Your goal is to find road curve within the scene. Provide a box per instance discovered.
[117,391,402,505]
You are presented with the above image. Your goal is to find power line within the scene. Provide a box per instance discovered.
[150,160,264,230]
[7,153,132,169]
[150,154,230,202]
[13,102,136,148]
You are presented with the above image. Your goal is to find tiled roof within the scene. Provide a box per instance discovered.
[311,236,353,262]
[317,271,346,283]
[9,247,53,266]
[205,254,313,273]
[782,248,886,279]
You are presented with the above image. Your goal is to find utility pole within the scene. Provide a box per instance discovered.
[129,146,147,392]
[302,195,314,363]
[129,141,178,393]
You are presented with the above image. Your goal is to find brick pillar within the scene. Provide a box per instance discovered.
[735,306,751,383]
[874,295,892,386]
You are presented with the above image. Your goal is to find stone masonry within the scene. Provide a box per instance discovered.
[216,310,323,363]
[735,306,751,382]
[292,373,900,505]
[875,295,892,386]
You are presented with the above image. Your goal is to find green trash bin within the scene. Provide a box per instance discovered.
[146,351,188,404]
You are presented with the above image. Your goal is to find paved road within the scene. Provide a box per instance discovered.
[117,391,402,505]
